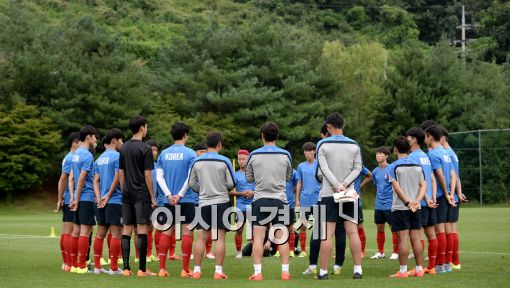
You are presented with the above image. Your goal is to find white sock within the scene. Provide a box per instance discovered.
[354,265,362,274]
[215,265,222,273]
[254,264,262,274]
[309,265,317,270]
[319,269,328,276]
[282,264,289,273]
[334,265,341,271]
[416,265,423,272]
[400,265,407,273]
[194,266,201,273]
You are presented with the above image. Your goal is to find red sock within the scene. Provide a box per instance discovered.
[289,230,295,252]
[421,239,425,249]
[134,236,139,258]
[427,238,438,269]
[158,234,170,270]
[358,227,366,254]
[155,230,162,255]
[169,232,176,256]
[63,234,71,266]
[392,232,399,254]
[71,236,79,267]
[78,236,89,269]
[60,234,66,265]
[436,232,446,265]
[147,229,153,256]
[446,233,453,263]
[206,231,212,254]
[110,237,121,271]
[93,237,104,269]
[376,231,385,254]
[182,234,193,273]
[299,230,306,252]
[235,233,243,251]
[452,232,460,265]
[107,233,112,259]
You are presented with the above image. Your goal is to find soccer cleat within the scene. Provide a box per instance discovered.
[168,254,181,261]
[445,263,453,272]
[122,269,132,276]
[424,267,436,275]
[235,251,242,259]
[315,273,328,280]
[64,265,71,272]
[70,266,78,273]
[274,251,280,258]
[370,252,385,259]
[289,251,295,257]
[180,270,192,277]
[158,269,169,277]
[118,258,123,265]
[108,269,123,275]
[353,273,362,280]
[75,267,89,274]
[452,264,461,270]
[298,251,307,258]
[331,267,342,275]
[100,257,110,266]
[389,271,408,278]
[192,272,201,279]
[134,257,139,263]
[137,269,156,277]
[93,268,109,274]
[206,253,215,259]
[281,272,291,280]
[214,272,228,279]
[302,267,317,275]
[435,265,446,273]
[149,255,158,262]
[146,256,152,263]
[248,273,263,281]
[389,253,399,260]
[62,263,66,271]
[409,270,425,277]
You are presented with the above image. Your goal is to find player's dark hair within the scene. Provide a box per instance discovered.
[325,112,344,129]
[101,136,108,147]
[171,122,190,141]
[67,132,80,148]
[376,146,390,155]
[419,119,437,131]
[406,127,425,146]
[303,142,316,151]
[425,125,442,142]
[104,128,124,145]
[206,131,224,148]
[320,123,328,136]
[79,125,98,142]
[129,115,147,134]
[145,139,158,149]
[393,136,411,154]
[439,125,449,140]
[192,143,207,151]
[260,122,279,142]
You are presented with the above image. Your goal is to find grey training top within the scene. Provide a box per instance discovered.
[387,157,425,211]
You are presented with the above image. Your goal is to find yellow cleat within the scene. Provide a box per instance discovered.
[100,257,110,266]
[289,251,295,257]
[274,251,280,257]
[75,267,89,274]
[331,267,342,275]
[452,264,461,270]
[298,251,307,258]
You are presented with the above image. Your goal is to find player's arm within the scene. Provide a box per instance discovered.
[172,169,191,205]
[360,170,373,189]
[434,167,449,198]
[188,165,200,193]
[342,147,363,189]
[449,169,457,206]
[56,172,68,212]
[156,169,172,199]
[245,157,254,183]
[144,170,156,207]
[391,181,417,212]
[102,171,119,207]
[456,175,466,202]
[68,170,75,205]
[73,170,88,210]
[295,179,302,208]
[317,146,342,191]
[225,163,236,191]
[93,173,101,207]
[119,169,125,192]
[426,172,438,208]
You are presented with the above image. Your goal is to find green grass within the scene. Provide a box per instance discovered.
[0,208,509,287]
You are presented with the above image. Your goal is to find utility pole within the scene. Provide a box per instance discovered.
[456,5,475,58]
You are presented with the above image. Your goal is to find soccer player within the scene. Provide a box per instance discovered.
[119,115,157,277]
[193,143,207,157]
[275,168,298,258]
[295,142,321,258]
[439,126,467,270]
[146,140,160,262]
[387,136,426,278]
[424,125,457,273]
[406,127,439,274]
[69,125,98,274]
[369,146,399,260]
[92,128,124,274]
[315,112,363,280]
[246,122,292,281]
[231,149,255,259]
[156,122,197,277]
[355,166,371,259]
[189,131,235,279]
[57,132,80,272]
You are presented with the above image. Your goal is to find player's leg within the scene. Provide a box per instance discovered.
[108,223,122,274]
[391,230,409,277]
[77,201,95,273]
[345,220,362,278]
[409,211,424,277]
[318,221,336,279]
[134,201,154,276]
[93,224,109,273]
[250,225,266,279]
[205,230,214,259]
[62,207,74,271]
[213,229,228,279]
[444,203,454,272]
[298,225,307,257]
[180,203,195,276]
[435,196,447,272]
[451,203,461,269]
[357,206,366,258]
[70,221,80,271]
[192,228,209,278]
[333,221,346,274]
[235,220,244,258]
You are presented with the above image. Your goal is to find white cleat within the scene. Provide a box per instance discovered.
[205,253,215,259]
[370,252,385,259]
[235,251,242,259]
[302,267,317,275]
[389,253,399,260]
[93,268,109,274]
[108,269,123,275]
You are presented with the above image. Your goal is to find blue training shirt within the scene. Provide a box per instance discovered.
[235,170,256,212]
[62,152,74,205]
[296,161,320,207]
[151,168,164,206]
[286,169,298,208]
[71,147,95,202]
[445,147,460,202]
[409,149,434,207]
[428,146,453,198]
[353,165,370,206]
[94,149,122,204]
[372,165,393,210]
[156,144,197,204]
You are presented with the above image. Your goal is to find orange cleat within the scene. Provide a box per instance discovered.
[389,271,408,278]
[281,272,292,280]
[424,267,436,275]
[122,269,132,276]
[192,272,201,279]
[137,269,156,277]
[409,270,425,277]
[168,254,182,261]
[180,270,192,277]
[214,272,228,279]
[158,269,169,277]
[406,268,416,275]
[249,273,263,281]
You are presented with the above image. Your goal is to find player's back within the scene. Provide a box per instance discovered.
[71,146,95,201]
[388,157,424,211]
[119,139,153,203]
[95,149,121,203]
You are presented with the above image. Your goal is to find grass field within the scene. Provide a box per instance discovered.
[0,207,509,288]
